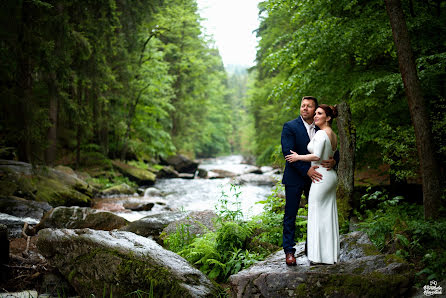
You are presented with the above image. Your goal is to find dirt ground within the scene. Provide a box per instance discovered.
[0,235,75,296]
[0,236,48,293]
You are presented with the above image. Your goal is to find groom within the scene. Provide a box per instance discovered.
[281,96,338,266]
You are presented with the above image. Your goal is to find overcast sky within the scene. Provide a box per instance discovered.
[197,0,261,67]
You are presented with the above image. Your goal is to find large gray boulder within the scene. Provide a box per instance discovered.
[162,210,217,238]
[208,169,237,179]
[231,173,277,186]
[111,160,156,186]
[37,228,219,297]
[100,183,136,196]
[164,154,198,174]
[120,211,188,240]
[0,196,52,220]
[156,165,180,178]
[229,231,413,297]
[0,160,94,206]
[0,212,39,238]
[35,206,128,232]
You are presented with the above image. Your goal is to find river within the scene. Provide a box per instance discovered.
[106,155,280,221]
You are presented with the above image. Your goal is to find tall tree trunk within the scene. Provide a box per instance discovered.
[385,0,441,219]
[336,101,355,225]
[45,73,58,165]
[171,23,186,137]
[120,83,150,160]
[101,104,109,156]
[75,82,83,169]
[16,0,33,163]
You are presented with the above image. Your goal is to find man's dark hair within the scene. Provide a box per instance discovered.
[301,96,318,107]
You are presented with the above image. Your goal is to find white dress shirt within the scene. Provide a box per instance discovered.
[301,116,316,140]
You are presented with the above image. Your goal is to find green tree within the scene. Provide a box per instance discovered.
[250,0,445,183]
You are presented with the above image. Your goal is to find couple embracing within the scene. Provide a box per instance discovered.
[281,96,340,266]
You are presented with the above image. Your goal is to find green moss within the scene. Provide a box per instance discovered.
[336,185,352,226]
[33,176,90,206]
[359,243,380,256]
[322,271,410,297]
[65,247,196,297]
[115,253,190,297]
[0,171,36,199]
[0,179,17,196]
[385,253,406,265]
[294,283,307,296]
[352,264,366,274]
[68,269,77,282]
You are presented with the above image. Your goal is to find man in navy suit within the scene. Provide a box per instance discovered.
[281,96,338,266]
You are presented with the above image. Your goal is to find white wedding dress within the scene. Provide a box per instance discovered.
[306,130,339,264]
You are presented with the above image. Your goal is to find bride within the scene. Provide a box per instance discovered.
[285,104,340,264]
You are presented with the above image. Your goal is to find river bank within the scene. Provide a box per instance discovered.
[0,155,433,297]
[0,155,280,295]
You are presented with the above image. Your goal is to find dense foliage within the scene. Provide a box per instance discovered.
[163,184,306,281]
[357,189,446,285]
[250,0,446,183]
[0,0,235,166]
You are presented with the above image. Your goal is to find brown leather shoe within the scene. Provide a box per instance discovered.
[285,252,297,266]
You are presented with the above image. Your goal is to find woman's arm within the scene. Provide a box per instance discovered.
[285,150,320,162]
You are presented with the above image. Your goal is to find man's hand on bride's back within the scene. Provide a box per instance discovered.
[307,165,322,182]
[321,156,336,170]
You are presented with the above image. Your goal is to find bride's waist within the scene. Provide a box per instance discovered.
[311,163,335,172]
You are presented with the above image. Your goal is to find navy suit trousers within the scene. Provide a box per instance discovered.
[283,184,310,254]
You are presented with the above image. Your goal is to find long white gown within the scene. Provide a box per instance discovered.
[306,130,339,264]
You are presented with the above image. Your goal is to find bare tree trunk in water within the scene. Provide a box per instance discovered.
[385,0,441,219]
[336,101,355,225]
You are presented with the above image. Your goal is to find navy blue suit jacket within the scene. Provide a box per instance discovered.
[281,117,340,186]
[281,117,313,186]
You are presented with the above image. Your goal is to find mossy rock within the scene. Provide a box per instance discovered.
[100,183,135,196]
[35,206,128,231]
[121,211,188,241]
[0,170,36,199]
[33,176,91,207]
[37,228,219,297]
[112,160,156,186]
[0,160,94,206]
[229,231,414,297]
[162,210,217,239]
[0,196,51,220]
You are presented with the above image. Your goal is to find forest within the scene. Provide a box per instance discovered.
[0,0,445,296]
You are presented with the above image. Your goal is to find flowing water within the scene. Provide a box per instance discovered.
[108,155,280,222]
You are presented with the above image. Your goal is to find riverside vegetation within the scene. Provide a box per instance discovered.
[162,183,446,289]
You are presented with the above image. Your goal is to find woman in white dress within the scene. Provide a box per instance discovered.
[285,104,339,264]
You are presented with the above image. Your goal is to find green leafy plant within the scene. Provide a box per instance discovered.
[215,184,244,222]
[163,185,264,282]
[254,182,307,246]
[357,190,446,285]
[216,221,252,251]
[163,222,195,253]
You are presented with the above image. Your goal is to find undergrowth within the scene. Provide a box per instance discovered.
[163,183,307,282]
[89,175,138,189]
[356,187,446,286]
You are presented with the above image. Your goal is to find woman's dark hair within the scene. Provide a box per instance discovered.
[301,96,318,108]
[318,104,338,125]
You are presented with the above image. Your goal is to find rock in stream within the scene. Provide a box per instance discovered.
[229,231,413,297]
